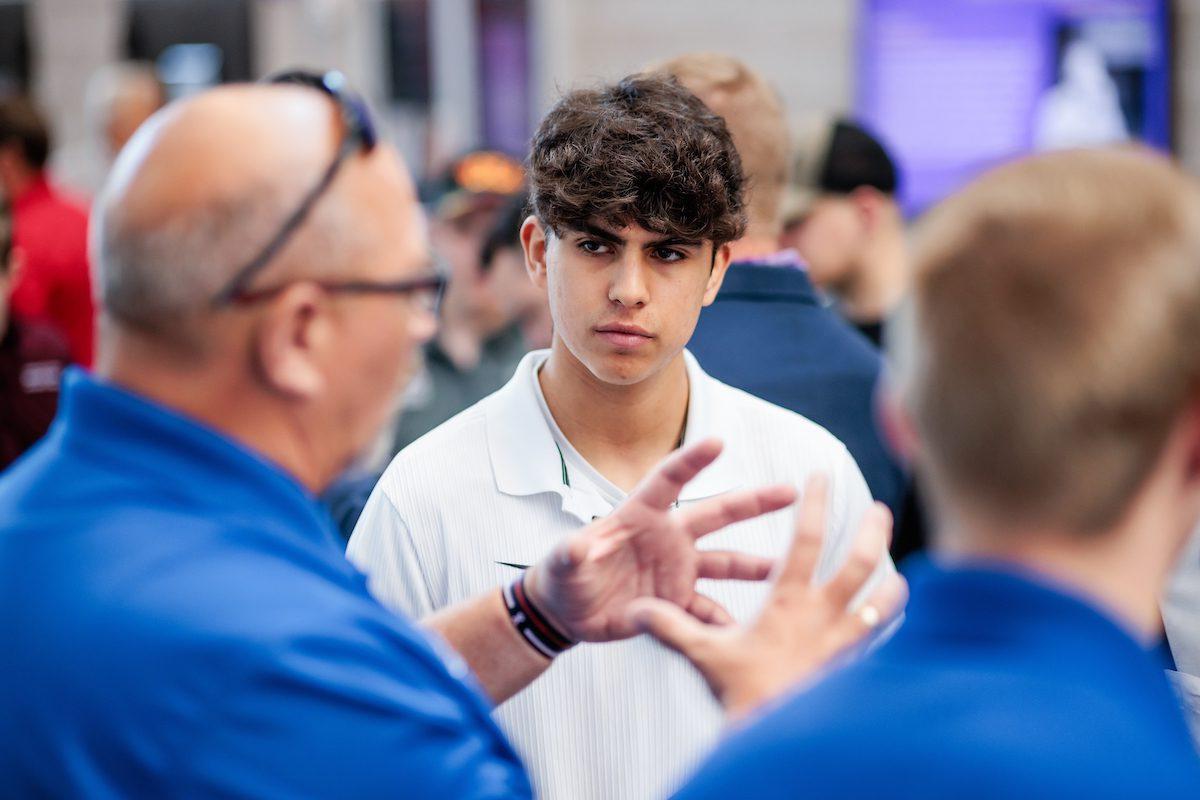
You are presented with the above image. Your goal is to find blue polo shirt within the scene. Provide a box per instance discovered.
[0,370,531,798]
[675,559,1200,798]
[687,261,905,516]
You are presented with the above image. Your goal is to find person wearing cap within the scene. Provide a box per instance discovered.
[390,149,530,454]
[780,118,907,348]
[323,189,553,543]
[661,53,907,528]
[0,201,71,470]
[0,74,904,797]
[478,190,553,352]
[773,118,932,560]
[348,73,899,800]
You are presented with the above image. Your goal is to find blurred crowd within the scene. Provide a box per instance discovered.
[0,59,922,550]
[1,45,1199,800]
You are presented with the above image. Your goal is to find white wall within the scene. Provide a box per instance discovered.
[530,0,856,132]
[30,0,125,194]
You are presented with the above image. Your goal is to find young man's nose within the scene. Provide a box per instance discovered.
[608,255,650,308]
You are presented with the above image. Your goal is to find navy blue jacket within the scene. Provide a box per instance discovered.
[689,261,905,513]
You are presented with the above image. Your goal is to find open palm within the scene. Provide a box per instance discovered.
[524,439,797,642]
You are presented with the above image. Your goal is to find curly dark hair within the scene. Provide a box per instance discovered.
[528,74,747,246]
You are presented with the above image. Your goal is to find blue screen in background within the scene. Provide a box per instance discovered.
[856,0,1171,216]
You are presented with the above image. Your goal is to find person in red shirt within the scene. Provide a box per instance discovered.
[0,202,70,470]
[0,96,94,366]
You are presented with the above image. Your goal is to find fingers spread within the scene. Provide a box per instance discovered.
[682,484,797,540]
[698,550,775,582]
[823,504,892,610]
[546,530,594,577]
[687,593,734,626]
[772,474,830,589]
[632,438,724,510]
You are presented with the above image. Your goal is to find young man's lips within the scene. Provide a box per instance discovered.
[595,325,654,348]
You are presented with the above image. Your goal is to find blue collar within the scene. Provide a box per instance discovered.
[53,368,337,548]
[719,260,824,306]
[896,556,1166,682]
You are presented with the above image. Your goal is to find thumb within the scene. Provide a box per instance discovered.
[547,532,592,577]
[628,597,714,660]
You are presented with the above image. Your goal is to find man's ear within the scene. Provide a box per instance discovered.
[250,282,331,400]
[877,375,920,468]
[521,215,549,289]
[701,242,733,306]
[851,186,887,233]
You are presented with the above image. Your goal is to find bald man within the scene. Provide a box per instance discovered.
[0,75,901,796]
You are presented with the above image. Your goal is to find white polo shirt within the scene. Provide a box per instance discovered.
[348,350,890,800]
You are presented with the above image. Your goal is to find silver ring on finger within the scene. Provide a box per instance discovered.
[857,604,881,629]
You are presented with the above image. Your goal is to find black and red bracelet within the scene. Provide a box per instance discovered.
[502,572,577,659]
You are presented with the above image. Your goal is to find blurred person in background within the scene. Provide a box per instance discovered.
[777,118,930,559]
[667,148,1200,798]
[349,73,898,800]
[0,202,70,470]
[0,73,902,796]
[87,61,166,163]
[0,96,94,366]
[392,149,528,452]
[662,54,907,531]
[780,118,906,349]
[479,191,553,351]
[324,187,551,542]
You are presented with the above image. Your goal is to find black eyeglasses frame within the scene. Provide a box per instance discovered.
[210,70,379,308]
[226,272,447,316]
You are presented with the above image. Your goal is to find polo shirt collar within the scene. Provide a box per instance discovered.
[485,349,743,516]
[896,556,1166,685]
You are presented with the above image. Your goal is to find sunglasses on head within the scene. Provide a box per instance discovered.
[210,70,444,315]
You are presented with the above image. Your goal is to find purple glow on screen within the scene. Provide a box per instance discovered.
[856,0,1170,215]
[479,3,531,157]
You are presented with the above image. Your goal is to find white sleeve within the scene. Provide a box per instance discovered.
[346,483,444,620]
[814,443,898,603]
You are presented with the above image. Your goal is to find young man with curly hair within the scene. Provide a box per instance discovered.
[349,74,896,800]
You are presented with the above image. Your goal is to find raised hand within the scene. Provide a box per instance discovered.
[523,438,797,642]
[627,474,908,721]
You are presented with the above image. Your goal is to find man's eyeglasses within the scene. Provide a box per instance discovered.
[230,273,446,315]
[210,70,443,314]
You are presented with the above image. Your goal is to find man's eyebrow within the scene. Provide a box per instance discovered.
[572,222,625,245]
[647,236,703,249]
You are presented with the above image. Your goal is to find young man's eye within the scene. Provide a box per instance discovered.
[654,247,686,262]
[578,240,611,255]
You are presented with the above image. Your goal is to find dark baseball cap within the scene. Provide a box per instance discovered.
[783,117,899,223]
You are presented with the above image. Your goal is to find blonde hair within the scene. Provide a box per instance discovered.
[892,147,1200,533]
[650,53,789,237]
